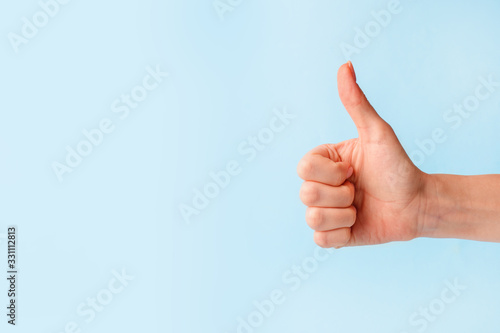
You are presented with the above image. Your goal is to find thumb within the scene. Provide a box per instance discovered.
[337,62,386,138]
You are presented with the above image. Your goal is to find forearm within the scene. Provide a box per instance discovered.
[420,173,500,242]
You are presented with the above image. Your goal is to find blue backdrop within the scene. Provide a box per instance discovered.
[1,0,500,332]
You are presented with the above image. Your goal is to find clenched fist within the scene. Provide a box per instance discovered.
[297,62,428,248]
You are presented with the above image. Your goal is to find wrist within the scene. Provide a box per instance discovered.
[419,174,484,240]
[417,173,442,239]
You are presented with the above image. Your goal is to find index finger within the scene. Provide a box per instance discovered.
[297,152,353,186]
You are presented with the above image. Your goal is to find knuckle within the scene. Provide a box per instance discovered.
[297,158,313,179]
[306,208,323,230]
[314,232,331,248]
[300,182,319,205]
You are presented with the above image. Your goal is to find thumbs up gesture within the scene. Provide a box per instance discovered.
[298,62,428,248]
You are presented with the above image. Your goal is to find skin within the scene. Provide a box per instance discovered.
[298,62,500,248]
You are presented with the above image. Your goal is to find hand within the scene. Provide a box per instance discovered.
[297,62,429,248]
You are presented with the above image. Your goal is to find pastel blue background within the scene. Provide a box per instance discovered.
[1,0,500,332]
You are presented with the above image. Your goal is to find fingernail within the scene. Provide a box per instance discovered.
[347,61,356,81]
[347,166,354,178]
